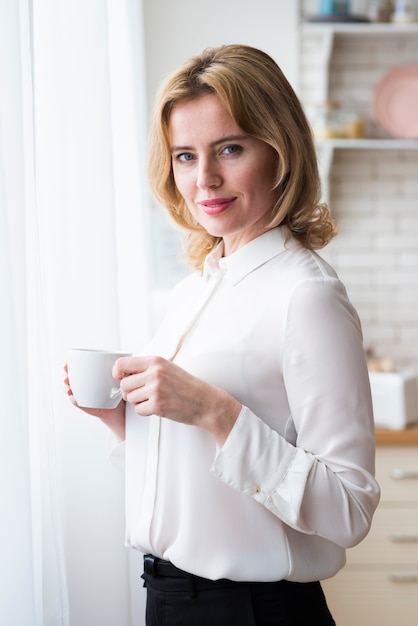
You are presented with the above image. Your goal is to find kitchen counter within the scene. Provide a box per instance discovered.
[375,425,418,446]
[324,424,418,625]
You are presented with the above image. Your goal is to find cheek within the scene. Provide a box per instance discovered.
[257,162,277,196]
[242,167,270,198]
[172,170,192,200]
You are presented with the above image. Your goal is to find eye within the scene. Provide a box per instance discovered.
[174,152,195,163]
[222,144,242,156]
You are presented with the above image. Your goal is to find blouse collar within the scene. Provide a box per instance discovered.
[203,226,296,286]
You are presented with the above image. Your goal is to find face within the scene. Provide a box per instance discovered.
[169,94,278,255]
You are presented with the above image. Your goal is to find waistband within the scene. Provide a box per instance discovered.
[141,554,291,597]
[143,554,237,597]
[143,554,193,579]
[141,556,334,622]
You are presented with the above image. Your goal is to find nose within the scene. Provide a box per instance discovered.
[196,157,222,189]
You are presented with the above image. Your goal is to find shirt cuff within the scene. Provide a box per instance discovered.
[210,405,297,503]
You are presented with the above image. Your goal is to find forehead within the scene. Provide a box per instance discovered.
[168,94,242,143]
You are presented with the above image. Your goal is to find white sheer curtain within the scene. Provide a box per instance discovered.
[0,0,150,624]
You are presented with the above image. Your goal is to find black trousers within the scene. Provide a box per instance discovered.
[141,557,336,626]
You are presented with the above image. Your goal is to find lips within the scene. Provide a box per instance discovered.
[198,197,236,215]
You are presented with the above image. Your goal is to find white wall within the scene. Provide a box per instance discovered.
[144,0,299,108]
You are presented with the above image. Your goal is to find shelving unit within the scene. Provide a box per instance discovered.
[301,23,418,101]
[300,15,418,624]
[300,21,418,202]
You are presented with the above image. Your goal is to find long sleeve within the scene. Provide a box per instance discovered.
[211,277,380,549]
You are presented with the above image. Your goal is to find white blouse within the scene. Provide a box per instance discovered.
[110,226,380,583]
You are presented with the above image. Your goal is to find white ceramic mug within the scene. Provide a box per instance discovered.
[67,348,132,409]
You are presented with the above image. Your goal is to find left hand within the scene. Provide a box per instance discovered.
[112,355,242,445]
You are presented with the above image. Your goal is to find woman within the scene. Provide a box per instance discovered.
[65,44,380,625]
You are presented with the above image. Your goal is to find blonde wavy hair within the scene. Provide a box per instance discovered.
[148,44,337,271]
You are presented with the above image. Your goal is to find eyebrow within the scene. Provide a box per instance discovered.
[170,134,249,153]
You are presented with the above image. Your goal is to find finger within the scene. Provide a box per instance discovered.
[63,381,77,405]
[120,375,148,405]
[112,356,146,380]
[133,399,154,417]
[112,355,163,380]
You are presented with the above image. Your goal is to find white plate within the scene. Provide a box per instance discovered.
[373,64,418,139]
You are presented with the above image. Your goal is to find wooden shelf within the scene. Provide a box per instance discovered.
[375,425,418,446]
[315,138,418,202]
[302,22,418,35]
[316,138,418,150]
